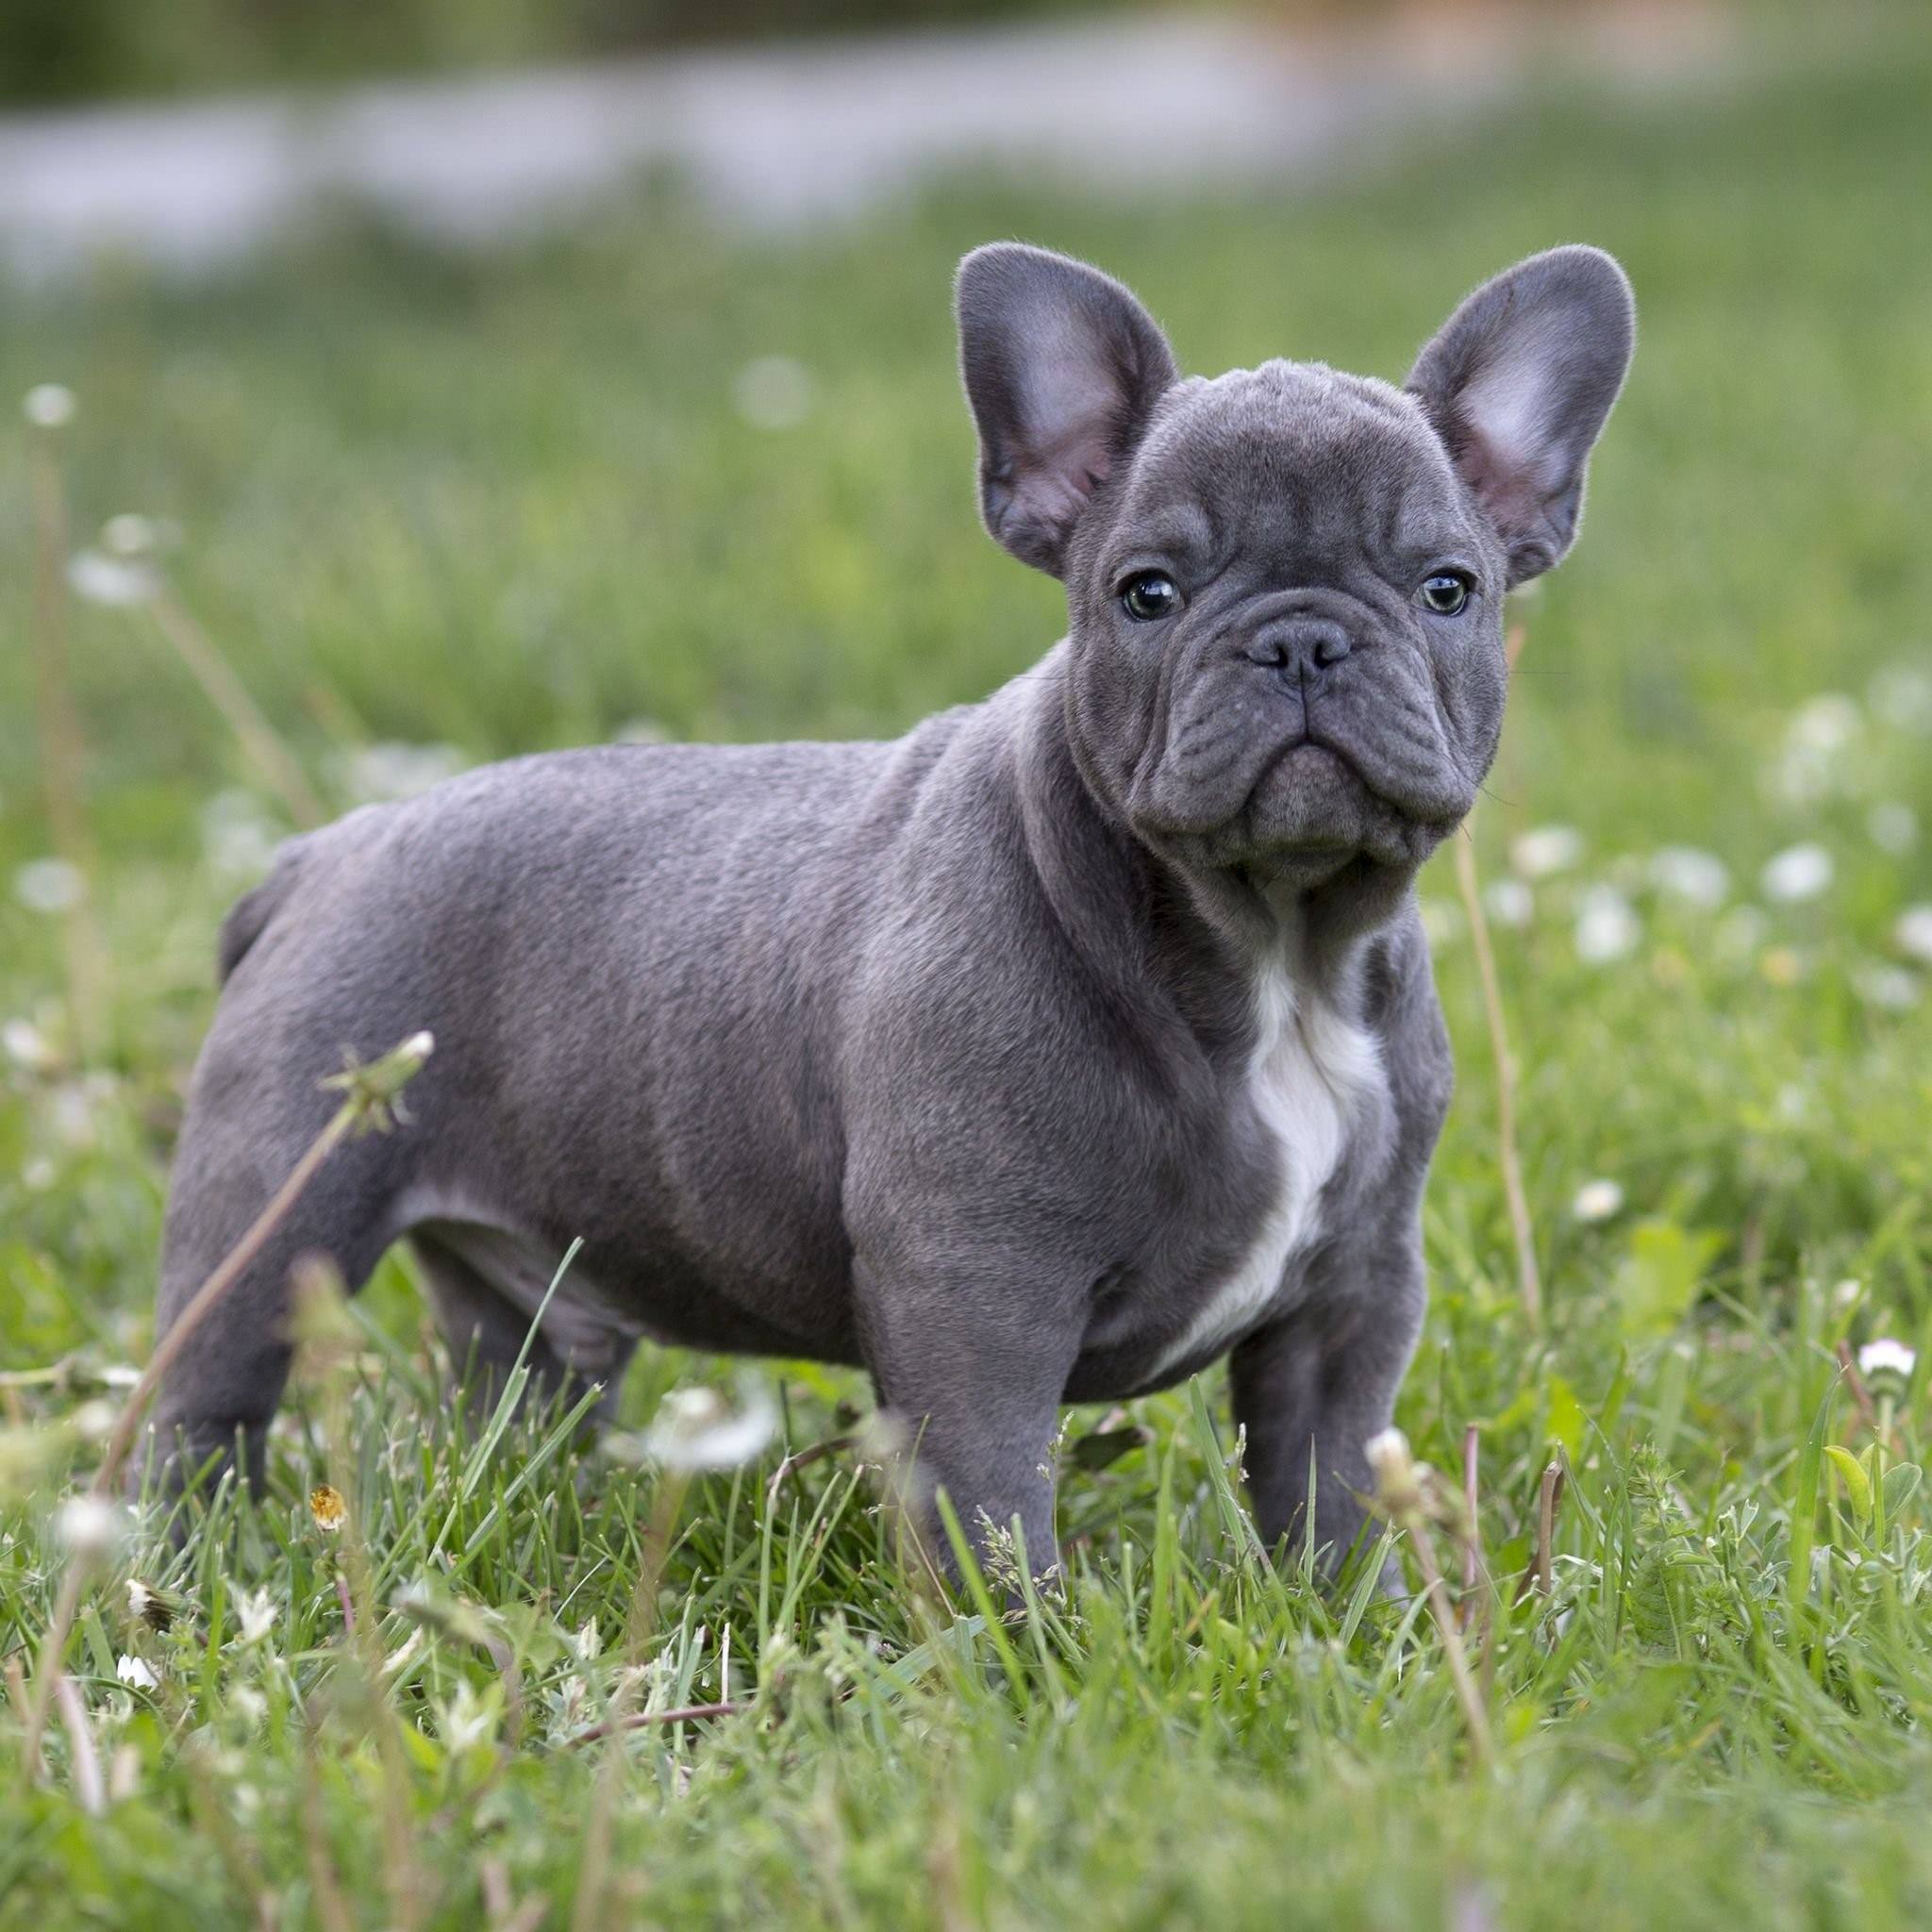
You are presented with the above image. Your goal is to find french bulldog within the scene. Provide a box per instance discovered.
[148,241,1633,1580]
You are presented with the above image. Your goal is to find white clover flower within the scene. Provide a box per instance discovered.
[731,355,813,431]
[14,858,87,914]
[57,1495,125,1557]
[1760,842,1834,904]
[1894,906,1932,966]
[235,1587,279,1645]
[115,1654,158,1691]
[1572,1178,1625,1224]
[1854,963,1920,1012]
[640,1378,777,1473]
[1509,825,1584,879]
[23,383,75,428]
[1647,846,1730,909]
[1483,878,1533,928]
[1574,884,1641,964]
[67,550,159,607]
[1857,1338,1917,1383]
[3,1018,53,1072]
[1868,802,1919,856]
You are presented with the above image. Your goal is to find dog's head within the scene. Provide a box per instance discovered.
[957,242,1633,899]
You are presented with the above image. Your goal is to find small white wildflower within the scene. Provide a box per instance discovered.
[1854,963,1920,1011]
[1868,801,1919,856]
[1647,846,1730,909]
[67,550,159,607]
[228,1685,267,1725]
[1857,1338,1917,1383]
[3,1018,54,1071]
[1832,1278,1864,1312]
[1574,883,1641,964]
[23,383,75,428]
[1760,842,1834,904]
[613,717,672,746]
[1894,906,1932,965]
[23,1157,56,1191]
[115,1654,158,1691]
[1773,694,1863,805]
[1510,825,1584,879]
[1483,878,1533,928]
[57,1495,125,1557]
[639,1377,777,1474]
[235,1587,278,1645]
[731,355,813,431]
[73,1398,116,1441]
[573,1619,601,1663]
[435,1680,496,1753]
[14,858,87,914]
[1788,691,1862,754]
[1572,1178,1625,1224]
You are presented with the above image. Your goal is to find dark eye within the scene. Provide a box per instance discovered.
[1121,572,1181,622]
[1419,571,1472,616]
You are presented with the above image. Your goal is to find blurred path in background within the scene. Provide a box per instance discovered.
[0,5,1731,277]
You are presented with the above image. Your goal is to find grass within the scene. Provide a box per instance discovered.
[5,14,1932,1927]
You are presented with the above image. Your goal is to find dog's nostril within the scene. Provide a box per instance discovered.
[1244,638,1291,670]
[1312,631,1350,668]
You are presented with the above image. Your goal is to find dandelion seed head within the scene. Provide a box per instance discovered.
[1574,884,1641,964]
[3,1018,54,1071]
[1483,878,1533,928]
[1572,1179,1625,1224]
[1760,842,1833,904]
[1509,825,1583,880]
[57,1495,125,1557]
[1857,1337,1917,1383]
[1894,906,1932,966]
[1648,846,1730,909]
[640,1377,777,1473]
[23,383,75,428]
[67,549,158,607]
[1854,963,1919,1011]
[14,858,87,915]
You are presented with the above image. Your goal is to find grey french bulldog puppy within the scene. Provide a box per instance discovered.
[148,241,1632,1581]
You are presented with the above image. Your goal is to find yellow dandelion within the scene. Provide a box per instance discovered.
[308,1484,347,1533]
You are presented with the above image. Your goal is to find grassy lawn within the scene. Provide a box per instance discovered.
[5,17,1932,1928]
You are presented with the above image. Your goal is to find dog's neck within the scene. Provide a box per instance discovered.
[1008,646,1408,1041]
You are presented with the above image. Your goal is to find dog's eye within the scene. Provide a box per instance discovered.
[1419,572,1472,616]
[1120,572,1181,622]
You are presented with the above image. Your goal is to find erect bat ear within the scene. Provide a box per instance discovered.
[955,242,1179,579]
[1407,245,1635,586]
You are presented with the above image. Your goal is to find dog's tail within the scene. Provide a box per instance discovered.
[217,841,307,984]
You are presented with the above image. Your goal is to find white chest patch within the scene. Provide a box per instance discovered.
[1151,967,1384,1375]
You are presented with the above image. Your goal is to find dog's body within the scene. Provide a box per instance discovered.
[152,242,1633,1575]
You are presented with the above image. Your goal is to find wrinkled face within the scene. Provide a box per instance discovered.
[955,242,1633,903]
[1063,364,1507,883]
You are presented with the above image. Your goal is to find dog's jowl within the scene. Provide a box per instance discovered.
[150,243,1633,1579]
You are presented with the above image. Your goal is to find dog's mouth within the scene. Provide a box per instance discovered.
[1222,737,1437,874]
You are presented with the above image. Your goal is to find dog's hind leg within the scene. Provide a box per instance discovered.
[143,1074,405,1503]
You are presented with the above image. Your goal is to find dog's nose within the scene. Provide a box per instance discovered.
[1243,616,1352,677]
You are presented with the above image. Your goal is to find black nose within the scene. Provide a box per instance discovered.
[1243,616,1352,677]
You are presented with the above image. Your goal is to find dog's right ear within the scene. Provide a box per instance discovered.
[956,243,1178,578]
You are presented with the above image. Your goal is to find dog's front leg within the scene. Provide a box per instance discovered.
[1229,1224,1425,1586]
[852,1247,1085,1591]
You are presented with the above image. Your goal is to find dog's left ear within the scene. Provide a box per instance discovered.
[1407,245,1635,586]
[956,243,1179,577]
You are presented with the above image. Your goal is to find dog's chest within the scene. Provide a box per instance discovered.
[1150,971,1384,1375]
